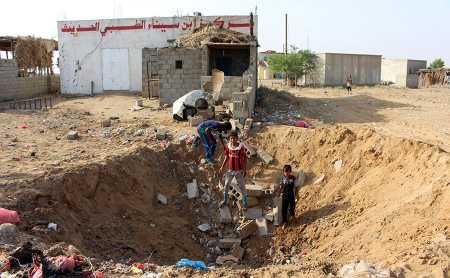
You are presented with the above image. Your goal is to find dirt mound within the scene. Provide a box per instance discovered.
[1,145,209,265]
[247,125,450,275]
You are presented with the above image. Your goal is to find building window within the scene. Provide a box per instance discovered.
[175,60,183,69]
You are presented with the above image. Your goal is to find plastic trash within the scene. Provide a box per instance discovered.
[175,258,208,271]
[294,120,310,128]
[0,208,20,225]
[197,223,210,232]
[48,223,57,231]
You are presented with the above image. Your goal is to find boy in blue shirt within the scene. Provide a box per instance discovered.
[197,120,232,164]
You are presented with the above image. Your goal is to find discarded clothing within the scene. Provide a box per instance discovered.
[175,258,208,271]
[0,208,20,225]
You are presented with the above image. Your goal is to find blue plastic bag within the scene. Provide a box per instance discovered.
[175,258,208,271]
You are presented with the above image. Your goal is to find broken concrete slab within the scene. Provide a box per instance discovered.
[219,206,232,224]
[314,174,326,185]
[241,141,256,157]
[187,179,199,199]
[295,170,306,188]
[244,207,263,220]
[216,255,239,265]
[256,217,268,236]
[219,238,241,249]
[66,131,79,140]
[197,223,210,232]
[188,116,203,127]
[256,149,273,164]
[157,193,168,205]
[236,220,258,239]
[273,197,282,226]
[231,244,245,261]
[245,184,264,197]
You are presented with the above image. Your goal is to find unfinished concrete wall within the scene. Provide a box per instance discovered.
[0,60,59,102]
[381,59,426,88]
[143,47,207,104]
[201,76,243,100]
[324,53,381,86]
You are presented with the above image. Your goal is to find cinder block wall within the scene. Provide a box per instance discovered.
[201,76,243,100]
[0,60,60,102]
[143,47,207,104]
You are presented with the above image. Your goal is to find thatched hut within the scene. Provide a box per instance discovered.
[418,68,450,88]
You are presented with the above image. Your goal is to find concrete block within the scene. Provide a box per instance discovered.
[265,212,274,222]
[273,197,282,226]
[231,244,245,261]
[219,206,232,224]
[157,193,168,205]
[257,149,273,164]
[216,255,239,265]
[219,238,241,249]
[236,220,258,239]
[66,131,79,140]
[244,207,263,219]
[241,142,256,157]
[188,116,203,127]
[256,217,268,236]
[245,184,264,197]
[186,179,199,199]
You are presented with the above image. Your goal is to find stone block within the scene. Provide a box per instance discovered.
[231,244,245,261]
[256,217,268,236]
[157,193,168,205]
[219,206,232,224]
[265,212,274,222]
[186,179,199,199]
[244,207,263,219]
[256,149,273,164]
[219,238,241,249]
[236,219,258,239]
[273,197,282,226]
[245,184,264,197]
[66,131,79,140]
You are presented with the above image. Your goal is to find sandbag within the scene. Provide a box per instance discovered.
[0,208,20,225]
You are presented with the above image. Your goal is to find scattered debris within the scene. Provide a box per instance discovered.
[255,217,268,236]
[338,261,391,278]
[245,184,264,197]
[157,193,168,205]
[219,238,241,249]
[47,223,57,232]
[334,159,344,172]
[313,174,326,185]
[0,223,17,244]
[134,129,145,136]
[155,129,167,140]
[219,206,232,224]
[231,244,245,261]
[197,223,211,232]
[101,119,111,128]
[236,220,258,239]
[215,255,239,265]
[66,131,79,140]
[256,149,274,164]
[187,179,199,199]
[273,197,282,226]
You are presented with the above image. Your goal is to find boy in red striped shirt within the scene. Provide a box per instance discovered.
[219,130,248,209]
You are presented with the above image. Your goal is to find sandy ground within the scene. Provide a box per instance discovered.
[1,87,450,277]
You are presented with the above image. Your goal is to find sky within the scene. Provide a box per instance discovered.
[1,0,449,65]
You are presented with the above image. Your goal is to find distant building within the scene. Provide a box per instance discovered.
[418,68,450,88]
[381,58,427,88]
[308,53,382,86]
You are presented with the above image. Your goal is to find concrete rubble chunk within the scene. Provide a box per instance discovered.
[256,149,273,164]
[188,116,203,127]
[134,129,145,136]
[101,119,111,127]
[295,170,306,188]
[0,223,17,244]
[256,217,268,236]
[244,118,253,130]
[245,184,264,197]
[244,207,263,220]
[236,220,258,239]
[219,238,241,249]
[155,130,167,140]
[187,179,199,199]
[265,212,274,222]
[334,159,344,172]
[216,255,239,265]
[66,131,79,140]
[273,197,282,226]
[157,193,168,205]
[247,196,259,207]
[314,174,326,185]
[241,142,256,157]
[219,206,232,224]
[197,223,210,232]
[231,244,245,261]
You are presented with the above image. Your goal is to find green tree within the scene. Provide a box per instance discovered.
[430,58,445,69]
[267,46,318,84]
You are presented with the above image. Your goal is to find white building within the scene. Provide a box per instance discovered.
[57,15,256,95]
[381,58,427,88]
